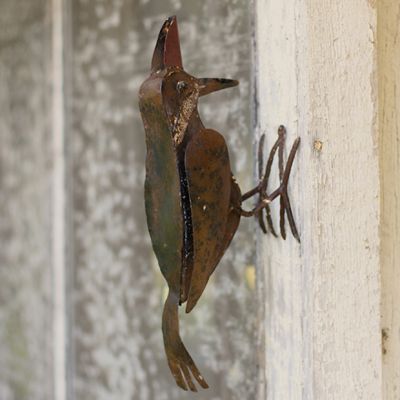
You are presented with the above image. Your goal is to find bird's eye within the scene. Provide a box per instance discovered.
[176,81,187,92]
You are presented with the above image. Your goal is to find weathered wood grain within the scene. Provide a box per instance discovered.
[379,1,400,399]
[255,1,382,398]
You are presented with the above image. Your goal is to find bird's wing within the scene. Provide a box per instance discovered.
[219,177,242,254]
[184,129,232,313]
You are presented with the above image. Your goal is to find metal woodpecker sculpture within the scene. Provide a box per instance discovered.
[138,16,300,391]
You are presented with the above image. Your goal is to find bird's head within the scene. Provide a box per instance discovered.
[140,16,238,145]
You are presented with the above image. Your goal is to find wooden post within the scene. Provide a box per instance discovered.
[254,1,382,398]
[51,0,67,399]
[379,1,400,399]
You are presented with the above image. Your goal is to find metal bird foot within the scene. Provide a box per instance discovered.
[240,125,300,242]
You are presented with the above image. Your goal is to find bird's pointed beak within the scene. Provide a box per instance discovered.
[198,78,239,97]
[151,16,183,72]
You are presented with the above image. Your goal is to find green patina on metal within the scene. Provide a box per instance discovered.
[140,98,182,290]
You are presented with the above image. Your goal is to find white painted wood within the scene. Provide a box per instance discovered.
[254,1,382,398]
[379,1,400,399]
[51,0,67,399]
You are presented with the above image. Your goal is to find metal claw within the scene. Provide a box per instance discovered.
[239,126,300,242]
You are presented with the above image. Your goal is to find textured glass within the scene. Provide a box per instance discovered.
[0,2,53,400]
[70,1,256,399]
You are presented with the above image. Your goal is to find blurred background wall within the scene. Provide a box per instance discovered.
[0,2,54,399]
[0,1,258,400]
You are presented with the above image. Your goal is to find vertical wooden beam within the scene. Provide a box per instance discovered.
[51,0,67,399]
[254,1,382,398]
[379,1,400,399]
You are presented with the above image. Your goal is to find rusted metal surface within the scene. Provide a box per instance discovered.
[139,16,300,391]
[184,129,233,313]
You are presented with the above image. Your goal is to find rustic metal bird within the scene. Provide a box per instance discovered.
[138,15,300,391]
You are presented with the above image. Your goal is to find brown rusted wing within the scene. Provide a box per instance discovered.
[187,177,241,310]
[184,129,232,313]
[139,77,183,294]
[221,177,242,254]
